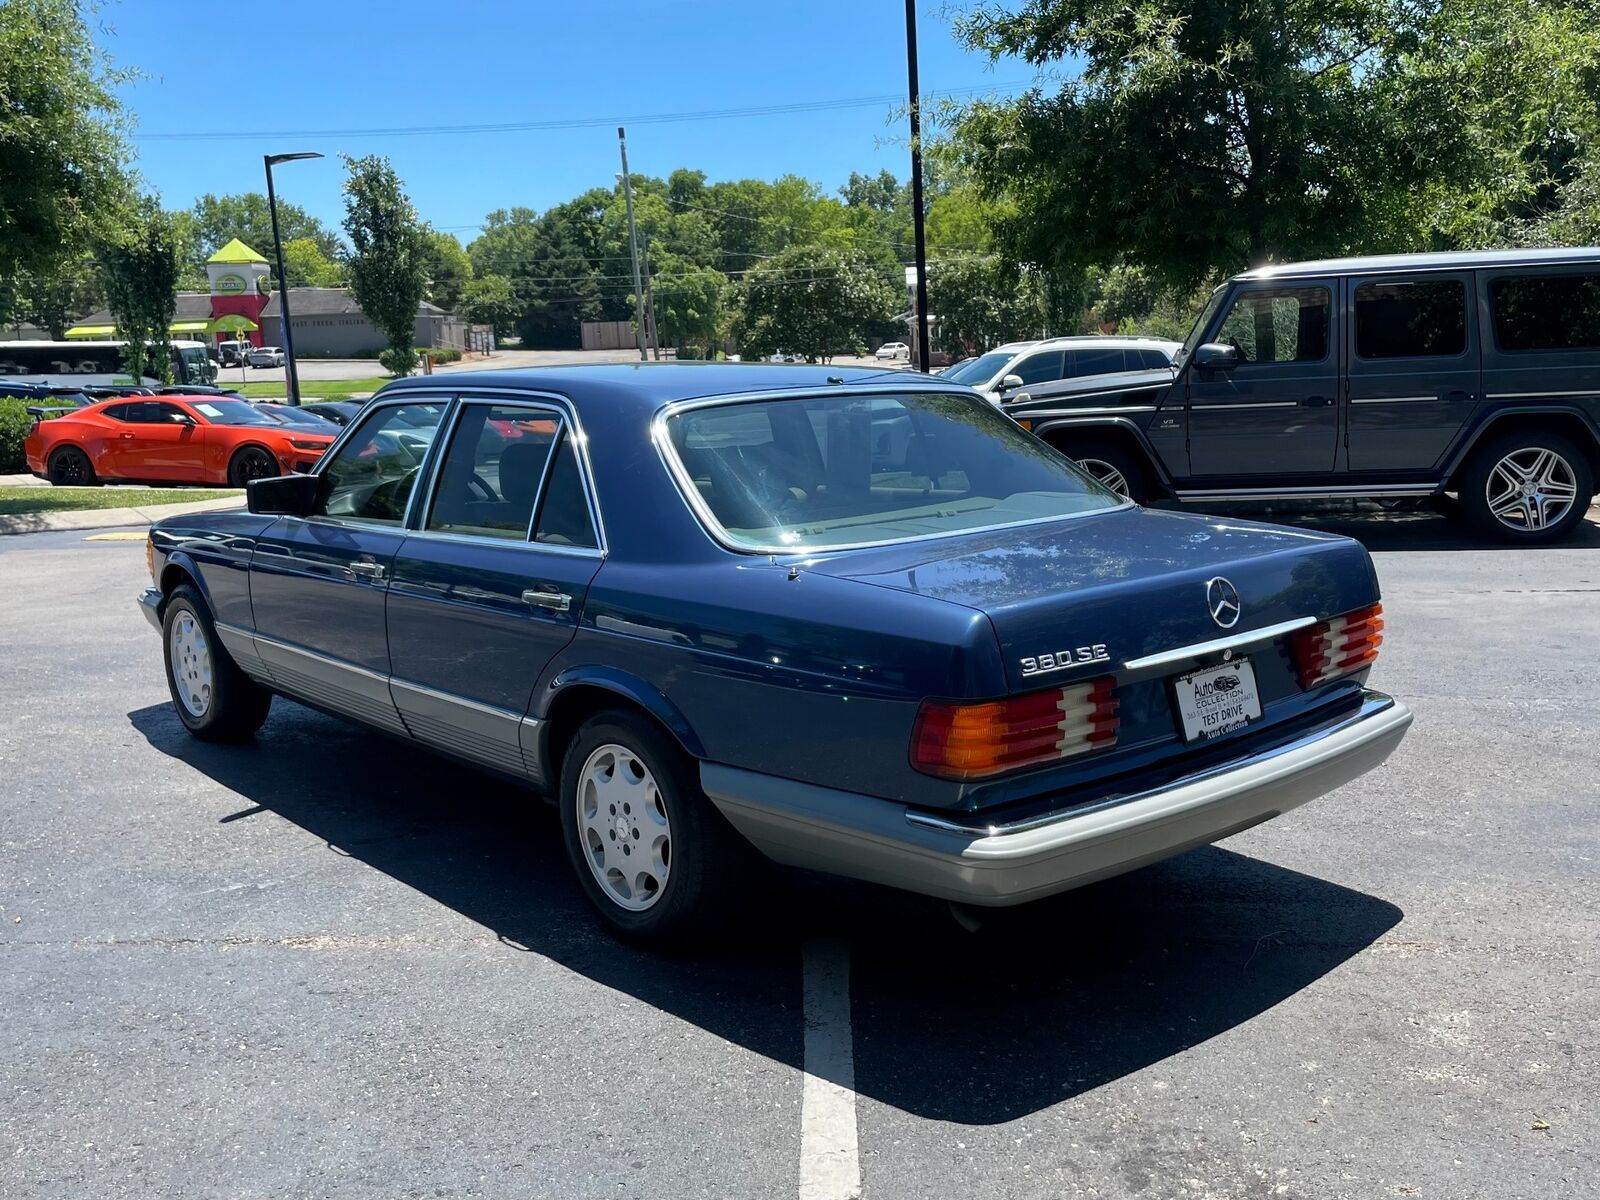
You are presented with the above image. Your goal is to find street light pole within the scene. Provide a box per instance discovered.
[264,151,323,405]
[617,127,649,362]
[905,0,932,374]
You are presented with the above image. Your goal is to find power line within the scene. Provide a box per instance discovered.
[132,81,1036,143]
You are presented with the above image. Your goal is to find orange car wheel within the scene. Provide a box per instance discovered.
[47,445,98,487]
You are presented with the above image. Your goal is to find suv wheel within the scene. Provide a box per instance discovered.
[1459,431,1595,543]
[558,709,749,945]
[1057,439,1152,503]
[162,584,272,741]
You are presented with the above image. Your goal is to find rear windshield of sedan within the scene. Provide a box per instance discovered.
[663,390,1121,552]
[188,400,279,426]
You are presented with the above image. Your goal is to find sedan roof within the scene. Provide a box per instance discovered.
[376,363,954,414]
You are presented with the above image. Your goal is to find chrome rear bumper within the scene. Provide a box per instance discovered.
[702,691,1413,906]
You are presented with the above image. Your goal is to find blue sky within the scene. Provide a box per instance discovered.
[99,1,1036,242]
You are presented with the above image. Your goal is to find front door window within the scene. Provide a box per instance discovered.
[318,402,447,525]
[1213,287,1330,363]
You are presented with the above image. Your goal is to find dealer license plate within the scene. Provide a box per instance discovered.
[1173,659,1262,741]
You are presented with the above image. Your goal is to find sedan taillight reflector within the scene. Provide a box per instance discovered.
[1291,603,1384,689]
[912,677,1120,781]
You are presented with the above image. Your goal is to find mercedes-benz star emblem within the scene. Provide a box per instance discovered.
[1206,576,1241,629]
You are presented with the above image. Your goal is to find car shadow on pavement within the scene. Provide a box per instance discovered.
[129,700,1402,1126]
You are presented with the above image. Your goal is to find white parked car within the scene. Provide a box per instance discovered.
[875,341,910,360]
[940,335,1182,404]
[247,346,286,368]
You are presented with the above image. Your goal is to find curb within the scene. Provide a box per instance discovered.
[0,494,244,537]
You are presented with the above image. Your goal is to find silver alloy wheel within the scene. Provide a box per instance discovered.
[169,611,213,718]
[1485,447,1579,532]
[576,743,671,912]
[1077,457,1131,498]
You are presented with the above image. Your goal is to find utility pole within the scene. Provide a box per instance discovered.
[905,0,932,374]
[642,237,662,360]
[617,127,649,361]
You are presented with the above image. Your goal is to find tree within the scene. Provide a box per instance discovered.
[459,273,518,334]
[952,0,1484,289]
[419,230,473,312]
[0,0,133,306]
[16,254,103,338]
[468,204,606,348]
[733,246,902,362]
[191,192,342,261]
[650,260,726,354]
[341,155,428,375]
[99,201,181,383]
[279,237,344,288]
[928,254,1047,356]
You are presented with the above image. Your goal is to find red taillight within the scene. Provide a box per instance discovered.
[1291,603,1384,689]
[911,677,1120,780]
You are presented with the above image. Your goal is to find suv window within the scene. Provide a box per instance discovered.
[426,405,560,540]
[319,402,447,526]
[1136,348,1172,369]
[1355,279,1466,358]
[1012,351,1065,385]
[533,431,600,549]
[1068,347,1126,377]
[1214,287,1330,363]
[1491,273,1600,352]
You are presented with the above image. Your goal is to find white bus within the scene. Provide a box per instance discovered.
[0,340,216,388]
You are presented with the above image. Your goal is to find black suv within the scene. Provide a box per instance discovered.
[1004,248,1600,542]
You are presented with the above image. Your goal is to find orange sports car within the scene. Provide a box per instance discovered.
[24,395,336,487]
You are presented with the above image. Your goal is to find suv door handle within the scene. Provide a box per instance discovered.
[1445,389,1474,402]
[347,561,386,581]
[1301,395,1333,407]
[522,589,572,612]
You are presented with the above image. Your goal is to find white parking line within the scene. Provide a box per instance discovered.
[799,938,861,1200]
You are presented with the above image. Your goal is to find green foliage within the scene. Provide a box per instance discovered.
[421,345,462,364]
[191,192,342,262]
[928,254,1046,355]
[278,237,344,288]
[0,400,34,472]
[459,272,518,333]
[98,201,182,383]
[651,261,726,350]
[419,229,473,312]
[0,0,133,317]
[732,246,902,362]
[11,253,103,339]
[341,154,429,375]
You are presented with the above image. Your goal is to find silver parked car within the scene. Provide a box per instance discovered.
[942,335,1182,404]
[247,346,286,368]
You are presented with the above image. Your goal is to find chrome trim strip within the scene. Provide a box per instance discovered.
[1484,389,1600,399]
[398,526,605,558]
[1349,395,1440,405]
[389,676,525,723]
[1120,616,1317,671]
[250,628,391,686]
[651,385,1132,555]
[1173,484,1438,501]
[1018,405,1158,418]
[1192,401,1300,410]
[905,695,1397,839]
[520,716,543,732]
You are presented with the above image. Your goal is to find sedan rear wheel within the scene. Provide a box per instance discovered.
[558,709,752,944]
[47,445,97,487]
[227,446,277,487]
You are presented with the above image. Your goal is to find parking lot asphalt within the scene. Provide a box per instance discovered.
[1,508,1595,1199]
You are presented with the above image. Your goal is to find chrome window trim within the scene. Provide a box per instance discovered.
[1120,616,1317,671]
[651,384,1132,556]
[400,524,605,559]
[300,391,457,531]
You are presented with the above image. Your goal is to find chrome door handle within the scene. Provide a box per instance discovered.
[522,589,572,612]
[347,561,386,581]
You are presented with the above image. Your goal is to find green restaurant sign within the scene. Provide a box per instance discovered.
[214,273,247,295]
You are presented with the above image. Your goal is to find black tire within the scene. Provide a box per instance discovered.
[47,445,98,487]
[1457,430,1596,544]
[558,709,750,945]
[1054,437,1154,503]
[227,445,277,487]
[161,584,271,742]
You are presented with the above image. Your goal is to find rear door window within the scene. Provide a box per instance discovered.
[1214,287,1330,362]
[532,431,600,549]
[425,405,560,541]
[1491,273,1600,352]
[1068,347,1127,377]
[1012,351,1066,385]
[1355,279,1467,358]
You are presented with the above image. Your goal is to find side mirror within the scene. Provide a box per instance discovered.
[1193,342,1241,370]
[176,413,197,426]
[247,471,320,516]
[998,373,1025,391]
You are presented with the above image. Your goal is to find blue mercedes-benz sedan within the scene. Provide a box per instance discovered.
[138,364,1412,942]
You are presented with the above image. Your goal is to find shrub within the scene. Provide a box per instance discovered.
[379,346,418,376]
[421,345,462,364]
[0,400,36,473]
[677,344,706,360]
